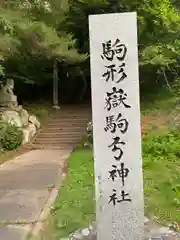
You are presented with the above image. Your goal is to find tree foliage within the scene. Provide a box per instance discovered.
[65,0,180,89]
[0,0,180,99]
[0,0,87,86]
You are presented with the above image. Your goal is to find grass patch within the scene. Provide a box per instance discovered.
[39,149,95,240]
[143,131,180,224]
[24,102,53,123]
[141,90,180,135]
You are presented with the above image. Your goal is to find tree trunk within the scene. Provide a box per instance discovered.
[53,58,60,109]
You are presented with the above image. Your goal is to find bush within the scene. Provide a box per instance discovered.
[143,130,180,160]
[0,121,23,150]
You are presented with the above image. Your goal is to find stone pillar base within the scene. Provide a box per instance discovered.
[52,105,60,110]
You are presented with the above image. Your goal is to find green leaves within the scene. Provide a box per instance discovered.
[0,1,87,86]
[0,121,23,150]
[140,44,178,67]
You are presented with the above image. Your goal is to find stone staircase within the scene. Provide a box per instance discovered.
[27,104,91,150]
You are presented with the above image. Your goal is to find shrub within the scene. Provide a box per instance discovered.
[143,130,180,160]
[0,121,23,150]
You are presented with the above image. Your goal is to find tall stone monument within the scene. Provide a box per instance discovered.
[89,12,144,240]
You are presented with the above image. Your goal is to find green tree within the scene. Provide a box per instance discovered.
[65,0,180,90]
[0,0,88,103]
[0,1,86,82]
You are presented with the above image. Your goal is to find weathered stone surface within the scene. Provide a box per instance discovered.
[69,220,180,240]
[19,107,29,127]
[1,110,22,127]
[70,230,84,240]
[0,79,18,108]
[22,123,37,144]
[29,115,41,129]
[89,13,143,240]
[82,228,90,236]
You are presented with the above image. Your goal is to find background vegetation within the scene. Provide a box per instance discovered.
[0,0,180,103]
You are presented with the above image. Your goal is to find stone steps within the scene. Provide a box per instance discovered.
[32,104,91,149]
[35,137,81,142]
[36,132,84,136]
[50,121,89,124]
[25,143,75,150]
